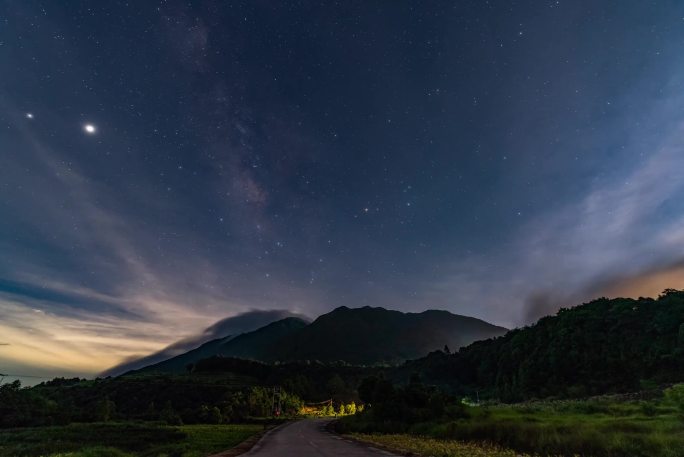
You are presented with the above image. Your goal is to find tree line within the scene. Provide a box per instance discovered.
[0,377,302,428]
[4,290,684,428]
[402,289,684,401]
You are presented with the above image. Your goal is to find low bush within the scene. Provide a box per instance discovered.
[339,396,684,457]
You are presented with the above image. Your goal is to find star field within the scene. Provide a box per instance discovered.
[2,1,684,381]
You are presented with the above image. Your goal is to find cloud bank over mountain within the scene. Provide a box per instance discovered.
[101,310,310,377]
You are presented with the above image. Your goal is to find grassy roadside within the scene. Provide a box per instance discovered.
[349,433,528,457]
[338,396,684,457]
[0,422,262,457]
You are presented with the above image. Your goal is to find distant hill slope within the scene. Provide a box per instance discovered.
[403,290,684,401]
[129,306,507,374]
[270,306,508,365]
[133,317,309,374]
[102,310,308,376]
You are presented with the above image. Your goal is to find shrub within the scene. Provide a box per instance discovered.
[346,402,356,415]
[664,384,684,413]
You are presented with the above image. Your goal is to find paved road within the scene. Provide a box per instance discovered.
[244,419,399,456]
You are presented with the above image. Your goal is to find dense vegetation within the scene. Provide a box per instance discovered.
[403,290,684,401]
[0,375,300,428]
[5,290,684,456]
[339,377,684,456]
[0,357,378,429]
[332,290,684,456]
[0,423,261,457]
[189,356,377,403]
[349,434,526,457]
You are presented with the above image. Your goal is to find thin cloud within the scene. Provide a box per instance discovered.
[423,109,684,327]
[101,309,311,377]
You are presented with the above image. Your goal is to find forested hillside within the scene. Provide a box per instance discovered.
[406,290,684,401]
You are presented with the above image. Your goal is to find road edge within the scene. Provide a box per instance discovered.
[207,421,293,457]
[326,420,414,456]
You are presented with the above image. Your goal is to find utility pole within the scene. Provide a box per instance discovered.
[272,386,282,417]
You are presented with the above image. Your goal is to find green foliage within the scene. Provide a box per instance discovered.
[0,423,184,456]
[0,380,61,428]
[279,390,304,416]
[46,446,134,457]
[160,401,183,425]
[97,396,116,422]
[177,424,261,457]
[191,357,378,404]
[6,291,684,457]
[326,375,346,396]
[405,291,684,401]
[0,423,261,457]
[197,405,222,424]
[0,373,306,429]
[340,375,469,431]
[351,434,523,457]
[664,383,684,413]
[246,387,271,417]
[337,403,346,416]
[341,397,684,457]
[358,375,379,404]
[346,402,356,415]
[321,404,334,416]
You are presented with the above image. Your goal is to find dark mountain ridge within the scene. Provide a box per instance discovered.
[102,309,309,376]
[132,317,309,374]
[270,305,508,365]
[127,306,507,374]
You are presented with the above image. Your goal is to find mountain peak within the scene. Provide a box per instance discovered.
[121,306,507,374]
[270,305,507,365]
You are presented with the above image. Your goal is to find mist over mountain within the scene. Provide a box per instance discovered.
[123,306,507,375]
[133,317,310,374]
[101,310,309,377]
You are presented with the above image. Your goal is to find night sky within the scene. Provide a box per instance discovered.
[2,1,684,381]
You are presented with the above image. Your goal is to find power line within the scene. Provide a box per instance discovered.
[304,399,333,406]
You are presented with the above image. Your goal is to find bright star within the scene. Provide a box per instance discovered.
[83,124,97,134]
[26,113,34,119]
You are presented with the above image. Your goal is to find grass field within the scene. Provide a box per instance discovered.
[0,422,262,457]
[341,396,684,457]
[350,433,527,457]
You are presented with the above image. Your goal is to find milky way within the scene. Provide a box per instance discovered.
[2,2,684,381]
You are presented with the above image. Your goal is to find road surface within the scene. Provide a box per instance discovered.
[244,419,399,456]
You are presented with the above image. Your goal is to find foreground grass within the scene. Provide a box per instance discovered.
[340,397,684,456]
[0,422,262,457]
[351,433,528,457]
[446,400,684,457]
[177,424,262,457]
